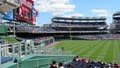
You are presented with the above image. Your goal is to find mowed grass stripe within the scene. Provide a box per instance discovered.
[95,40,111,61]
[79,40,102,58]
[81,40,105,59]
[64,40,85,49]
[116,40,120,63]
[103,40,114,63]
[113,40,119,63]
[88,40,107,60]
[80,41,100,55]
[55,40,87,50]
[71,41,96,53]
[73,41,98,56]
[54,41,76,49]
[55,40,91,54]
[66,41,90,51]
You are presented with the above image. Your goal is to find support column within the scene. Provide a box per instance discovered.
[12,44,15,61]
[13,21,16,36]
[4,45,7,57]
[53,37,55,42]
[25,43,27,56]
[37,46,39,54]
[18,43,21,58]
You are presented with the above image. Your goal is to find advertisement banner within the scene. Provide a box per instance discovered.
[32,7,37,24]
[2,10,14,20]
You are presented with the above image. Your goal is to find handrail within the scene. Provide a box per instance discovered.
[26,56,74,61]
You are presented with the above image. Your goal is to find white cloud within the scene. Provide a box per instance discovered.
[51,0,69,4]
[61,13,84,18]
[92,9,108,13]
[97,13,108,17]
[34,0,75,15]
[91,9,108,17]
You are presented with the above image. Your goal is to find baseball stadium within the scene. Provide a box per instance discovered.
[0,0,120,68]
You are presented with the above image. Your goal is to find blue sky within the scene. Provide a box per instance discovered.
[34,0,120,26]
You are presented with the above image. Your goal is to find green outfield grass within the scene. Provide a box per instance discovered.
[54,40,120,64]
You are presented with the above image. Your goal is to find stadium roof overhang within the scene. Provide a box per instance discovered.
[0,0,20,13]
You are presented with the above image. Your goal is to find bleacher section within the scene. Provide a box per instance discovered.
[73,34,120,40]
[50,16,108,34]
[111,12,120,33]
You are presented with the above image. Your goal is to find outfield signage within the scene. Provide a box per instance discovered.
[2,10,14,20]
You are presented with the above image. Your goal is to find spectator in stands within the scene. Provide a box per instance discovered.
[78,58,82,62]
[114,62,119,68]
[106,63,111,68]
[14,57,22,67]
[14,57,22,63]
[110,62,114,68]
[101,62,106,68]
[88,64,92,68]
[73,56,80,62]
[83,58,88,63]
[50,60,58,68]
[67,64,73,68]
[58,62,65,68]
[75,56,80,61]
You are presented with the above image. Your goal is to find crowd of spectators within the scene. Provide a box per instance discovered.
[32,37,53,43]
[16,25,35,33]
[51,23,106,27]
[77,34,120,40]
[66,56,119,68]
[49,56,120,68]
[50,60,65,68]
[33,27,55,33]
[19,36,53,44]
[7,23,107,33]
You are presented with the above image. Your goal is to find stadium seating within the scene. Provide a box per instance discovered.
[75,34,120,40]
[65,56,120,68]
[33,27,55,33]
[16,25,35,33]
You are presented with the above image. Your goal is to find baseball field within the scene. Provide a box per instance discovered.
[54,40,120,63]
